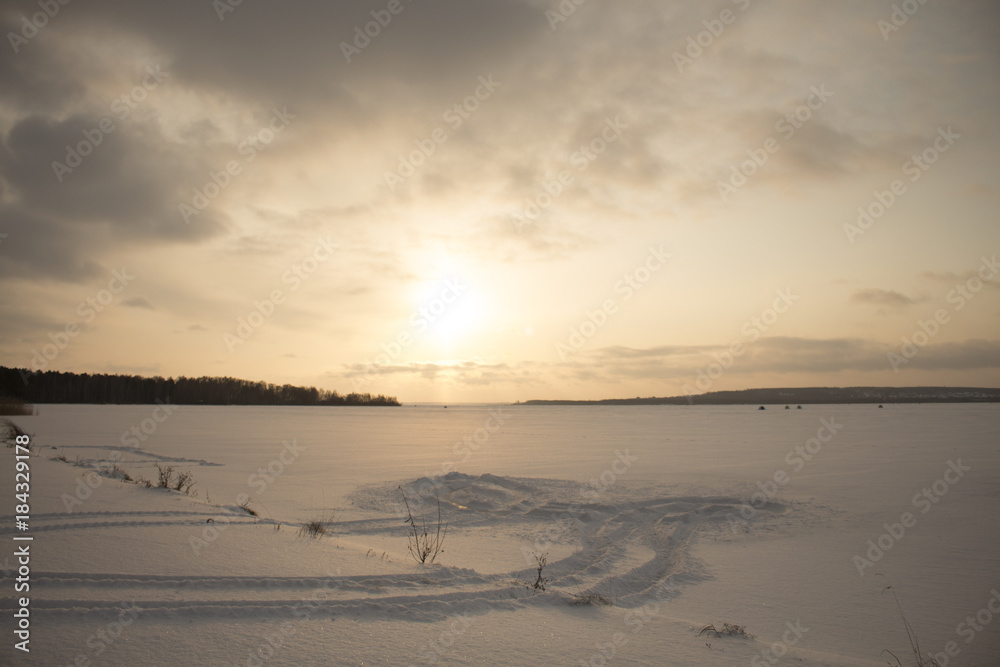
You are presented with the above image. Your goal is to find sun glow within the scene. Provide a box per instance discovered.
[411,274,488,350]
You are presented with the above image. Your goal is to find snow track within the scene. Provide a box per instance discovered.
[1,472,795,630]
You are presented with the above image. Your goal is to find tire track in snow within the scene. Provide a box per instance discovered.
[12,473,801,623]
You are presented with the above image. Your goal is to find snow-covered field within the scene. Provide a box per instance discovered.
[2,403,998,666]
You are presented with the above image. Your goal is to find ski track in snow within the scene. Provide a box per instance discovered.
[2,472,796,624]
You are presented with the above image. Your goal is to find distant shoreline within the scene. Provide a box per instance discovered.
[519,386,1000,406]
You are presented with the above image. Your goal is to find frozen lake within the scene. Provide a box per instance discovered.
[4,403,999,665]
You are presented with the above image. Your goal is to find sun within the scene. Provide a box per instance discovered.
[411,274,487,350]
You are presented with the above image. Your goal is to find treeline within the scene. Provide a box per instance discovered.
[0,367,399,406]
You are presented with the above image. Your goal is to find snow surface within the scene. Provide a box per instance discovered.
[2,403,998,666]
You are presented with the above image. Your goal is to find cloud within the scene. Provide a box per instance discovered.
[921,268,1000,291]
[339,359,534,386]
[571,337,1000,379]
[123,297,155,309]
[0,111,228,282]
[336,337,1000,391]
[849,289,919,308]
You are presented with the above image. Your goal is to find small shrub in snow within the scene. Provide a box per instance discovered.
[532,552,548,592]
[698,623,754,639]
[299,513,337,538]
[2,418,30,446]
[173,470,195,494]
[399,486,447,564]
[156,464,174,488]
[152,463,195,494]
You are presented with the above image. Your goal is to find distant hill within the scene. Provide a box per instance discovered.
[521,387,1000,406]
[0,366,400,406]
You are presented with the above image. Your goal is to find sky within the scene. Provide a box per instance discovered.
[1,0,999,403]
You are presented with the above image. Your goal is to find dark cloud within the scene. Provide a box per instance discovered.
[581,337,1000,377]
[2,113,226,238]
[67,0,546,109]
[0,111,228,281]
[921,267,1000,291]
[0,204,104,281]
[122,297,155,309]
[849,288,919,308]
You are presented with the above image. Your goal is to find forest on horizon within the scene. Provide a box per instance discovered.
[0,366,399,407]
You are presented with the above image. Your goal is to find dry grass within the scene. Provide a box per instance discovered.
[570,592,612,606]
[698,623,755,639]
[298,513,338,538]
[399,487,447,564]
[108,464,133,483]
[238,498,259,517]
[0,397,33,416]
[153,463,195,495]
[156,464,174,488]
[173,470,195,494]
[531,552,548,592]
[2,418,29,447]
[879,577,941,667]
